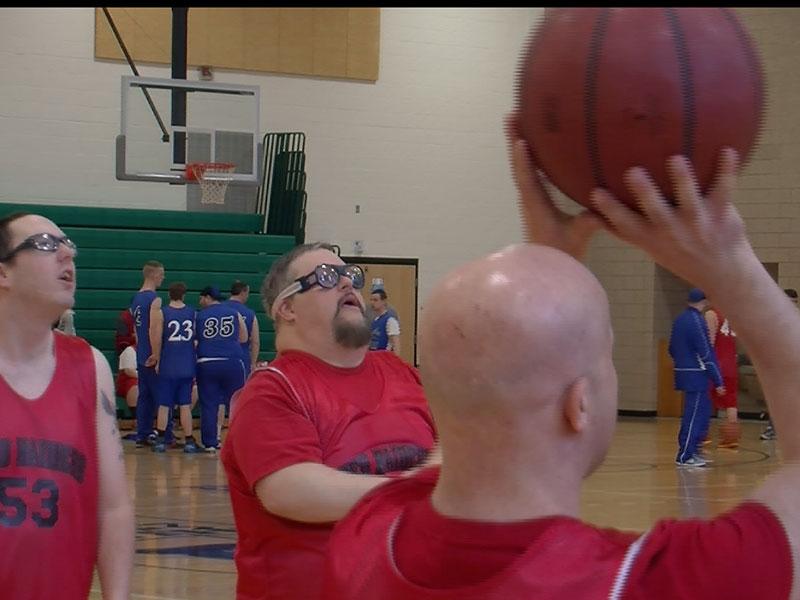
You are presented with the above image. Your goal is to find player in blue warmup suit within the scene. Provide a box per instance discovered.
[669,288,724,467]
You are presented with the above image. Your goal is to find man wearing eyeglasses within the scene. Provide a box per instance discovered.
[0,212,134,599]
[220,242,436,600]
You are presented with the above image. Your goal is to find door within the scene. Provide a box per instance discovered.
[342,257,418,366]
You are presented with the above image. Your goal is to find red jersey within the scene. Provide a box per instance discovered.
[0,333,99,600]
[707,308,737,376]
[114,308,135,356]
[220,349,436,600]
[324,467,793,600]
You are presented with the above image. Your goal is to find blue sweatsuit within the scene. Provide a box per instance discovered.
[669,306,723,463]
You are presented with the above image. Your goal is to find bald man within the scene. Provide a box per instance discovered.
[322,121,798,599]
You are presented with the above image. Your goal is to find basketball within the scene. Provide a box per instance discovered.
[516,8,765,211]
[719,421,742,447]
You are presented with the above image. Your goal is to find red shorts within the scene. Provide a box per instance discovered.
[711,373,738,409]
[116,372,138,400]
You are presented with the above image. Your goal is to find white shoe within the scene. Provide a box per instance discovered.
[676,456,707,468]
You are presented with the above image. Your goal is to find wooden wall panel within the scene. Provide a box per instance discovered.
[346,9,381,81]
[95,8,380,82]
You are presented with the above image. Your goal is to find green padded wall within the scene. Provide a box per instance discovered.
[0,203,294,373]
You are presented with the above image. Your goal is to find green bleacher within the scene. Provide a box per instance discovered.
[0,203,294,417]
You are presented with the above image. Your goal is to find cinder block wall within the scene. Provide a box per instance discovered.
[2,8,799,411]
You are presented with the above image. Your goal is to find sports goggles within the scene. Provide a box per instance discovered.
[270,263,365,319]
[0,232,77,262]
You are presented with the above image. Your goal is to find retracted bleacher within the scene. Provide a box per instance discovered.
[0,203,295,417]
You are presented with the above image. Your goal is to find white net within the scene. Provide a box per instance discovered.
[189,162,236,204]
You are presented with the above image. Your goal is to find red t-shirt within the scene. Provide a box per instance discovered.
[323,467,793,600]
[220,349,436,600]
[0,333,99,600]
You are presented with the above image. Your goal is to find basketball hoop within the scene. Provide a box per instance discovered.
[185,162,236,204]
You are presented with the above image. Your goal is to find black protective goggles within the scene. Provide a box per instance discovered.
[270,263,365,318]
[0,232,77,262]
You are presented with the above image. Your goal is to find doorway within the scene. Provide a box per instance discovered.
[341,256,419,366]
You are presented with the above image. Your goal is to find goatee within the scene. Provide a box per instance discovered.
[333,310,372,349]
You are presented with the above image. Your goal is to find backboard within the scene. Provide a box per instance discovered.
[116,76,260,186]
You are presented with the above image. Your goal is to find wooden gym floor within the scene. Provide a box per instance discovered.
[89,417,781,599]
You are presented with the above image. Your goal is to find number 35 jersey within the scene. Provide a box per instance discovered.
[196,303,243,360]
[160,304,197,380]
[0,332,99,600]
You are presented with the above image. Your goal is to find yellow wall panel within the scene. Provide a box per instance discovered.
[95,7,380,82]
[346,9,380,81]
[313,10,349,77]
[242,11,281,72]
[277,9,315,76]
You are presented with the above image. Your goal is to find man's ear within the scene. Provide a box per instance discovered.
[563,377,589,434]
[276,297,297,324]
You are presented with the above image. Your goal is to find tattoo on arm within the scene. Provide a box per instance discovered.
[100,391,120,436]
[101,391,115,416]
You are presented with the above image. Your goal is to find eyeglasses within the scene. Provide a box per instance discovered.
[0,232,77,262]
[270,263,365,318]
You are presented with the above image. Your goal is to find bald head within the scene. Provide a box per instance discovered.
[420,244,615,419]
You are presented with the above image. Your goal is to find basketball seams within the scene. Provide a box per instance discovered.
[584,8,611,190]
[665,8,696,163]
[518,8,762,211]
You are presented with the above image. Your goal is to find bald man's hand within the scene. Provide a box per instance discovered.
[506,113,603,260]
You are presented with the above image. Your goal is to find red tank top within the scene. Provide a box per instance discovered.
[0,333,99,599]
[709,308,737,374]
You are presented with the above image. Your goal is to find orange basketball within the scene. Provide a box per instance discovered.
[719,421,741,447]
[516,8,765,211]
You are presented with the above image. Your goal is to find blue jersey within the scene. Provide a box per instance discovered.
[370,312,392,350]
[669,306,723,391]
[160,304,197,379]
[226,299,255,363]
[196,303,242,359]
[130,290,158,366]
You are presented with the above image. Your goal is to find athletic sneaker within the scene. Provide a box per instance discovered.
[183,439,200,454]
[152,441,166,453]
[135,433,156,449]
[760,425,776,440]
[675,456,707,468]
[696,451,714,463]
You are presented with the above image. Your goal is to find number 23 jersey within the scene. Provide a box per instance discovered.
[0,332,99,600]
[160,304,197,379]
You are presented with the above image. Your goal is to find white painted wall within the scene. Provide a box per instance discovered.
[4,8,797,411]
[0,6,540,343]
